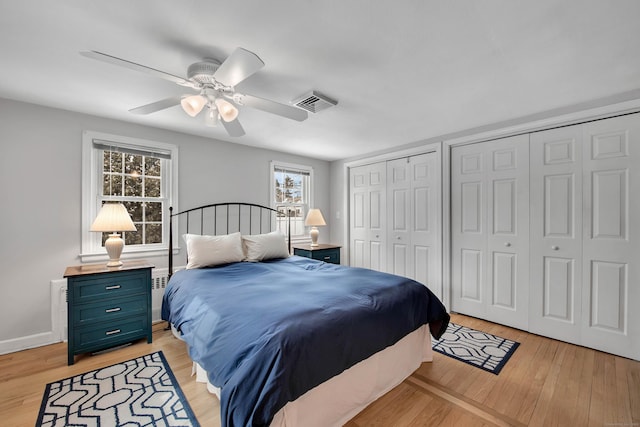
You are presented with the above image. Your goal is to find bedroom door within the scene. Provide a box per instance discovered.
[387,152,442,299]
[450,134,529,330]
[349,162,387,270]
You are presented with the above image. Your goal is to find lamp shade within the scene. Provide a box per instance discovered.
[214,98,239,122]
[90,203,136,232]
[305,208,326,227]
[181,95,207,117]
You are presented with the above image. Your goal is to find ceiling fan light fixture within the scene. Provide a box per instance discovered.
[215,98,239,122]
[205,107,219,127]
[181,95,206,117]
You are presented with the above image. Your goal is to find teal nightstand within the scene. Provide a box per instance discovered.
[293,244,341,264]
[63,260,154,365]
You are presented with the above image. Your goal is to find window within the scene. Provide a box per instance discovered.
[81,131,178,262]
[270,161,313,239]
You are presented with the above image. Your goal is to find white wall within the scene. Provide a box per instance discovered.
[0,97,330,350]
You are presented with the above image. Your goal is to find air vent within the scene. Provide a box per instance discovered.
[292,91,337,113]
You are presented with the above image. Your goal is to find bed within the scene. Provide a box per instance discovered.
[161,203,449,427]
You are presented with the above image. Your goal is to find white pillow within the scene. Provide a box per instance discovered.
[242,231,290,262]
[183,232,244,269]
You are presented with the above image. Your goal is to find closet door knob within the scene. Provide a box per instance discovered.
[504,242,511,247]
[396,236,401,240]
[375,235,379,238]
[552,245,559,251]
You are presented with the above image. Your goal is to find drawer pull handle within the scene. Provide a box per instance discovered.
[105,329,121,336]
[324,256,331,260]
[105,285,121,290]
[105,307,121,313]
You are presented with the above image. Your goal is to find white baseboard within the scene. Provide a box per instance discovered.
[0,331,59,355]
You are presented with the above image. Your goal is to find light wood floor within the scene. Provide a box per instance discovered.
[1,314,638,426]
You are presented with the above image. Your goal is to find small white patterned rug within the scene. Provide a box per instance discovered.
[432,323,520,375]
[36,351,199,426]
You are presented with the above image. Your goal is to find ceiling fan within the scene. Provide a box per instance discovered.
[80,48,308,137]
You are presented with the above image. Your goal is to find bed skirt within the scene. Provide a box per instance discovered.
[186,324,432,427]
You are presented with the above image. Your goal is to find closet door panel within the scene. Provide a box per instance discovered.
[411,153,441,298]
[387,159,410,276]
[451,145,487,318]
[461,249,483,301]
[414,246,430,287]
[413,183,431,287]
[590,261,626,332]
[529,125,583,343]
[369,241,383,271]
[582,114,639,360]
[350,172,367,268]
[350,163,386,269]
[545,174,575,237]
[368,188,385,271]
[543,257,574,321]
[492,252,516,308]
[486,135,529,329]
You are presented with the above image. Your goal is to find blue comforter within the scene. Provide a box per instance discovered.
[161,256,449,426]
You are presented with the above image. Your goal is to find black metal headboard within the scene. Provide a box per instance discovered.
[168,202,291,277]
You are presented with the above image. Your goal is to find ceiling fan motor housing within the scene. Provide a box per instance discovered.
[187,60,221,84]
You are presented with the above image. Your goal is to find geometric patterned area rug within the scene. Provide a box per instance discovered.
[432,323,520,375]
[36,351,200,426]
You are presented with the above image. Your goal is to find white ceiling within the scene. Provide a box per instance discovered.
[1,1,639,161]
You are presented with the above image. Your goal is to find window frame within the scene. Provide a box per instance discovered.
[80,131,179,262]
[270,160,314,242]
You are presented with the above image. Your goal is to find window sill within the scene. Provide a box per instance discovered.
[79,246,180,263]
[289,236,312,245]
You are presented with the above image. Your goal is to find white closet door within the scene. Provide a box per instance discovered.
[411,153,442,300]
[529,125,583,343]
[581,114,639,360]
[387,153,441,298]
[387,158,411,277]
[451,135,529,329]
[451,143,488,319]
[485,135,529,329]
[350,162,386,270]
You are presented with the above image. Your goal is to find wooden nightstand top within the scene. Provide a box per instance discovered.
[64,260,155,278]
[292,243,341,251]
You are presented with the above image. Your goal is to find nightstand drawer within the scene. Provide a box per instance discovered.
[312,250,339,264]
[293,245,341,265]
[72,271,148,302]
[73,316,149,353]
[74,296,148,326]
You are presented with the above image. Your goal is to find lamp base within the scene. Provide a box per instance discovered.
[104,233,125,267]
[309,227,320,247]
[106,260,124,268]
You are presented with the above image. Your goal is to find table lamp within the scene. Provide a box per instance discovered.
[305,208,326,247]
[90,203,137,267]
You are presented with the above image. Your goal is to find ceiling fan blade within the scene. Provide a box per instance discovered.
[214,48,265,87]
[221,118,246,137]
[238,94,308,121]
[129,96,182,115]
[80,51,195,88]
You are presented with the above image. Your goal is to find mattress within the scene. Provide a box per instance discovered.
[186,324,432,426]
